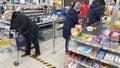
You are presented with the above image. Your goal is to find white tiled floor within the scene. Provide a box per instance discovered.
[0,37,66,68]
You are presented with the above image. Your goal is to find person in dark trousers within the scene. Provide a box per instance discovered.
[1,1,7,14]
[3,10,41,57]
[88,0,100,25]
[63,1,81,54]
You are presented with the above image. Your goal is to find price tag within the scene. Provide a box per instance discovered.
[86,42,90,45]
[103,47,108,50]
[101,60,109,64]
[118,51,120,53]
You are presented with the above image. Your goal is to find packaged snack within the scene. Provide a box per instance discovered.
[111,32,119,42]
[92,61,100,68]
[78,34,88,41]
[86,37,93,43]
[104,53,110,61]
[104,30,111,37]
[109,54,115,62]
[89,50,98,57]
[71,28,79,38]
[75,55,83,61]
[110,42,119,49]
[74,45,81,53]
[113,21,120,32]
[75,25,82,34]
[114,56,119,63]
[117,45,120,51]
[86,59,93,66]
[81,58,88,64]
[117,57,120,64]
[96,50,106,59]
[101,41,111,48]
[92,36,101,44]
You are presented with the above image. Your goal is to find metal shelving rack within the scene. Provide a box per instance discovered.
[66,22,120,68]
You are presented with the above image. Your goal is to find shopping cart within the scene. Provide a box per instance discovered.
[0,29,25,66]
[11,30,27,66]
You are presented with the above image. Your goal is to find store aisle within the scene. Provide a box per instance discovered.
[0,37,66,68]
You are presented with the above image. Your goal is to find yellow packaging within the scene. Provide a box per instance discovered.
[118,12,120,18]
[0,40,3,45]
[117,45,120,50]
[0,40,11,46]
[4,40,11,45]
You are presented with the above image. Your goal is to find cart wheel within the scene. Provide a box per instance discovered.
[14,61,19,66]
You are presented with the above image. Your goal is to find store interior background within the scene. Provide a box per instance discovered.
[0,0,120,68]
[1,0,118,17]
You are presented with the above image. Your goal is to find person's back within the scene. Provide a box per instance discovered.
[11,12,39,40]
[88,2,100,25]
[80,1,88,18]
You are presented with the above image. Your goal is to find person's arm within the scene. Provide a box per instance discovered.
[74,14,79,24]
[10,14,27,32]
[10,19,19,30]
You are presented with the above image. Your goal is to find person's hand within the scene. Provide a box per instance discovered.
[9,31,14,39]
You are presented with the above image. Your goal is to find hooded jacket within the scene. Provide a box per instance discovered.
[63,7,79,40]
[80,3,89,18]
[88,3,100,25]
[10,12,39,40]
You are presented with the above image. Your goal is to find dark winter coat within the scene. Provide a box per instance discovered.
[88,3,100,25]
[10,12,39,40]
[63,7,79,40]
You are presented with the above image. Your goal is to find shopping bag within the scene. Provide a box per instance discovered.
[16,34,27,48]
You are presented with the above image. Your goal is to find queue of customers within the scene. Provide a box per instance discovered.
[63,0,101,54]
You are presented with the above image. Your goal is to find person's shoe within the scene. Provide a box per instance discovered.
[31,53,40,58]
[21,54,30,57]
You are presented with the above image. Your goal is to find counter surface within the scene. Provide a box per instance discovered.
[82,22,106,36]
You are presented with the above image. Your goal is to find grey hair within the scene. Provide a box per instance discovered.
[74,2,82,11]
[2,10,14,20]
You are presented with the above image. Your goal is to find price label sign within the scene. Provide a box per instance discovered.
[20,0,25,4]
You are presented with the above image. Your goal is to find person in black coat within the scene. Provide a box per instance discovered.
[88,0,100,25]
[3,10,40,57]
[63,2,81,53]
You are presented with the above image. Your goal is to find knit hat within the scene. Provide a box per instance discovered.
[74,2,81,11]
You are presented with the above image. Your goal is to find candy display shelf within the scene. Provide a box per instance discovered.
[68,47,120,68]
[71,37,120,55]
[67,56,93,68]
[66,21,120,68]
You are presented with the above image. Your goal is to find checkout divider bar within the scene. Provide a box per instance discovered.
[36,19,65,54]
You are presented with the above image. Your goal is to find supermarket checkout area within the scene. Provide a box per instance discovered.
[82,21,107,36]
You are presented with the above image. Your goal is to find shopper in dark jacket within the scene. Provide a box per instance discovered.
[88,0,100,25]
[63,1,81,53]
[3,10,40,57]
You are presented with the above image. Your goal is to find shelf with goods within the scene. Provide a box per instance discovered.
[66,51,116,68]
[66,56,93,68]
[0,21,11,50]
[22,9,46,23]
[70,33,120,55]
[68,38,120,68]
[65,20,120,68]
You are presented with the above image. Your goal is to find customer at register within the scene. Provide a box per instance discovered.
[63,1,82,54]
[3,10,41,58]
[88,0,100,25]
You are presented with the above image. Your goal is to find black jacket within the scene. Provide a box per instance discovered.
[10,12,39,40]
[63,7,79,40]
[88,3,100,25]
